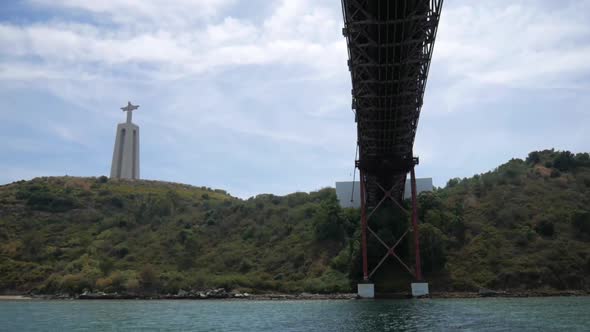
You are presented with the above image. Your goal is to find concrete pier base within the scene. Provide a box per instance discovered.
[411,283,429,297]
[357,283,375,298]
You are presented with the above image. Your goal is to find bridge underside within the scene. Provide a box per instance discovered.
[342,0,442,206]
[342,0,443,290]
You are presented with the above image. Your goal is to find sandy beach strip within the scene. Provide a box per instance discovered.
[0,295,33,300]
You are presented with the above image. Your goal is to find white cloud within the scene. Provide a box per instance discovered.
[6,0,586,108]
[263,0,339,43]
[204,17,258,45]
[2,0,589,195]
[29,0,236,26]
[432,0,590,113]
[1,0,347,82]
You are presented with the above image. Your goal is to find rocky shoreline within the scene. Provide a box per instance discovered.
[3,289,588,301]
[22,289,359,301]
[389,289,590,299]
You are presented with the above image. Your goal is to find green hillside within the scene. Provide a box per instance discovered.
[420,150,590,291]
[1,149,589,295]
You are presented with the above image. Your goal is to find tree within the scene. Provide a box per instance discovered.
[534,219,555,237]
[553,151,576,171]
[572,211,590,235]
[139,265,159,291]
[526,151,541,165]
[22,233,43,261]
[418,192,443,216]
[419,224,448,273]
[26,191,78,212]
[575,153,590,165]
[446,178,460,188]
[314,199,346,242]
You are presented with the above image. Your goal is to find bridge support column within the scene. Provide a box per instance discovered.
[410,166,428,297]
[355,160,428,298]
[358,170,374,298]
[411,167,422,281]
[360,169,369,282]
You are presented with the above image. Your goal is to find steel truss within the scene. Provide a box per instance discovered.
[359,164,422,282]
[341,0,443,283]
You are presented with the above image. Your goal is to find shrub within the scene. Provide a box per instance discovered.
[330,247,352,273]
[159,271,189,293]
[309,188,336,203]
[125,277,140,292]
[526,151,541,165]
[286,192,309,207]
[139,265,159,291]
[553,151,576,171]
[313,200,346,242]
[515,226,536,246]
[575,153,590,165]
[95,277,113,290]
[534,219,555,237]
[301,270,350,293]
[109,197,124,208]
[447,178,460,188]
[112,244,129,258]
[40,274,63,292]
[26,191,78,212]
[99,258,115,275]
[109,271,126,292]
[572,211,590,235]
[60,273,91,294]
[419,223,448,273]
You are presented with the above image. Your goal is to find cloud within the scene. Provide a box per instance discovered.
[1,0,589,196]
[431,0,590,113]
[1,0,346,82]
[28,0,237,26]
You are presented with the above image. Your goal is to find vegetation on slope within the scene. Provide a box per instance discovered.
[1,149,589,295]
[0,177,355,294]
[427,150,590,291]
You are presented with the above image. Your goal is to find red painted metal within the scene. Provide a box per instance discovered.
[342,0,443,289]
[342,0,444,208]
[359,174,422,283]
[410,167,422,281]
[360,170,369,281]
[368,227,413,278]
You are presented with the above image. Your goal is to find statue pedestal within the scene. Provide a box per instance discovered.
[110,122,140,180]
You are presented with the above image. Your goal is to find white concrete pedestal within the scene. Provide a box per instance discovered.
[357,283,375,298]
[411,282,429,297]
[110,122,140,180]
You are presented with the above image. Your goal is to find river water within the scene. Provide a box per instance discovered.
[1,297,589,331]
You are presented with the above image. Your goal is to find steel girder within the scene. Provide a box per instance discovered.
[342,0,443,206]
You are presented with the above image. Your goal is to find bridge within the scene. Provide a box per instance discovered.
[341,0,444,297]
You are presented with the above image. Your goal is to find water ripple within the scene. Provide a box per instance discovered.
[1,297,589,331]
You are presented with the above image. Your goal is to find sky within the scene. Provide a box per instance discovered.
[1,0,589,198]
